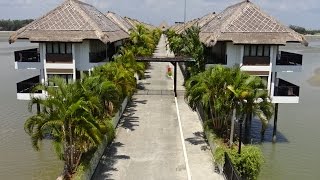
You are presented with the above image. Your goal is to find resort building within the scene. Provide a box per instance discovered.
[174,0,307,104]
[9,0,129,100]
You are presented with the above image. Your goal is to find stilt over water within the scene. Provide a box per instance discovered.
[272,103,279,143]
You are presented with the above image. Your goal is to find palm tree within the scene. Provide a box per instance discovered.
[186,66,274,142]
[227,70,274,143]
[129,24,155,56]
[92,62,137,99]
[24,77,105,179]
[81,75,121,117]
[115,48,146,78]
[185,65,234,136]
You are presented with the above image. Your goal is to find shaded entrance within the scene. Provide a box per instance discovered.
[136,57,194,97]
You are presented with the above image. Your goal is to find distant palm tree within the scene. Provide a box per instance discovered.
[129,24,155,56]
[93,62,137,98]
[24,77,105,179]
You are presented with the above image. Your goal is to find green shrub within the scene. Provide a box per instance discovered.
[227,146,264,180]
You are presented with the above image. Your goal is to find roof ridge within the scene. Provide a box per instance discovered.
[106,12,130,33]
[70,0,109,43]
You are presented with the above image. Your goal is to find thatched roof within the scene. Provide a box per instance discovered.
[170,12,216,34]
[159,21,169,30]
[200,0,308,46]
[124,17,156,31]
[106,11,134,33]
[9,0,129,44]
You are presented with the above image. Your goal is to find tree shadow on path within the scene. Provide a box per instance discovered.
[185,131,210,151]
[92,142,130,180]
[117,97,147,131]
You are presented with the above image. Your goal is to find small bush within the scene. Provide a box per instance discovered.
[227,146,264,180]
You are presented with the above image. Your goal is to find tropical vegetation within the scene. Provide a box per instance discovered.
[167,26,273,179]
[24,25,161,179]
[166,27,205,77]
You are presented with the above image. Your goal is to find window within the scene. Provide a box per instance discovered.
[46,43,53,53]
[53,43,59,54]
[244,45,270,57]
[60,43,66,54]
[46,42,72,54]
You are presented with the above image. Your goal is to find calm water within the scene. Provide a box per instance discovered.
[0,32,62,180]
[255,36,320,180]
[1,32,320,179]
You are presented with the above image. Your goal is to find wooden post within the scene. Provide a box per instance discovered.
[174,62,177,97]
[37,103,40,114]
[272,103,279,143]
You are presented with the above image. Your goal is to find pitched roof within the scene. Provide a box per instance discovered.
[106,12,155,33]
[106,11,134,33]
[9,0,129,44]
[159,21,169,30]
[124,17,155,30]
[170,12,216,34]
[200,0,308,46]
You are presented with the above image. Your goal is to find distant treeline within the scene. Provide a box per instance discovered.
[0,19,34,31]
[289,25,320,35]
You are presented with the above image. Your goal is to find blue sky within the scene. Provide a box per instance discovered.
[0,0,319,29]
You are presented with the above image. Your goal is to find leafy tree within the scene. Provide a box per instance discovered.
[0,19,33,31]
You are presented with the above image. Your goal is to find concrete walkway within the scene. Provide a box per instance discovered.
[91,35,224,180]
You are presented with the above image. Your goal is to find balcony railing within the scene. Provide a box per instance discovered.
[276,51,302,66]
[274,79,300,96]
[46,53,72,63]
[17,76,41,93]
[14,48,39,62]
[205,54,227,65]
[243,56,270,65]
[89,51,107,63]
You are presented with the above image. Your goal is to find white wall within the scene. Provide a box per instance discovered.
[74,40,90,70]
[226,42,242,68]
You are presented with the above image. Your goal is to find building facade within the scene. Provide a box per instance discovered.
[196,0,307,104]
[10,0,129,100]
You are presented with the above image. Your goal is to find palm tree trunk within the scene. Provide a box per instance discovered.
[69,122,74,174]
[244,112,252,144]
[229,109,236,146]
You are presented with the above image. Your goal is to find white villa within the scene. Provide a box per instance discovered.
[173,0,307,105]
[9,0,131,100]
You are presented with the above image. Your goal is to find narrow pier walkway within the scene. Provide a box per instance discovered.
[91,35,224,180]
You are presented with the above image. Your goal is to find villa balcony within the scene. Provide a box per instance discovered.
[46,53,73,63]
[241,56,271,71]
[205,55,227,68]
[242,56,270,66]
[275,51,303,72]
[46,53,73,69]
[16,75,45,100]
[89,51,107,63]
[272,78,300,103]
[14,48,41,69]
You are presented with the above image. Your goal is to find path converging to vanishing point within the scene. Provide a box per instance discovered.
[91,35,224,180]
